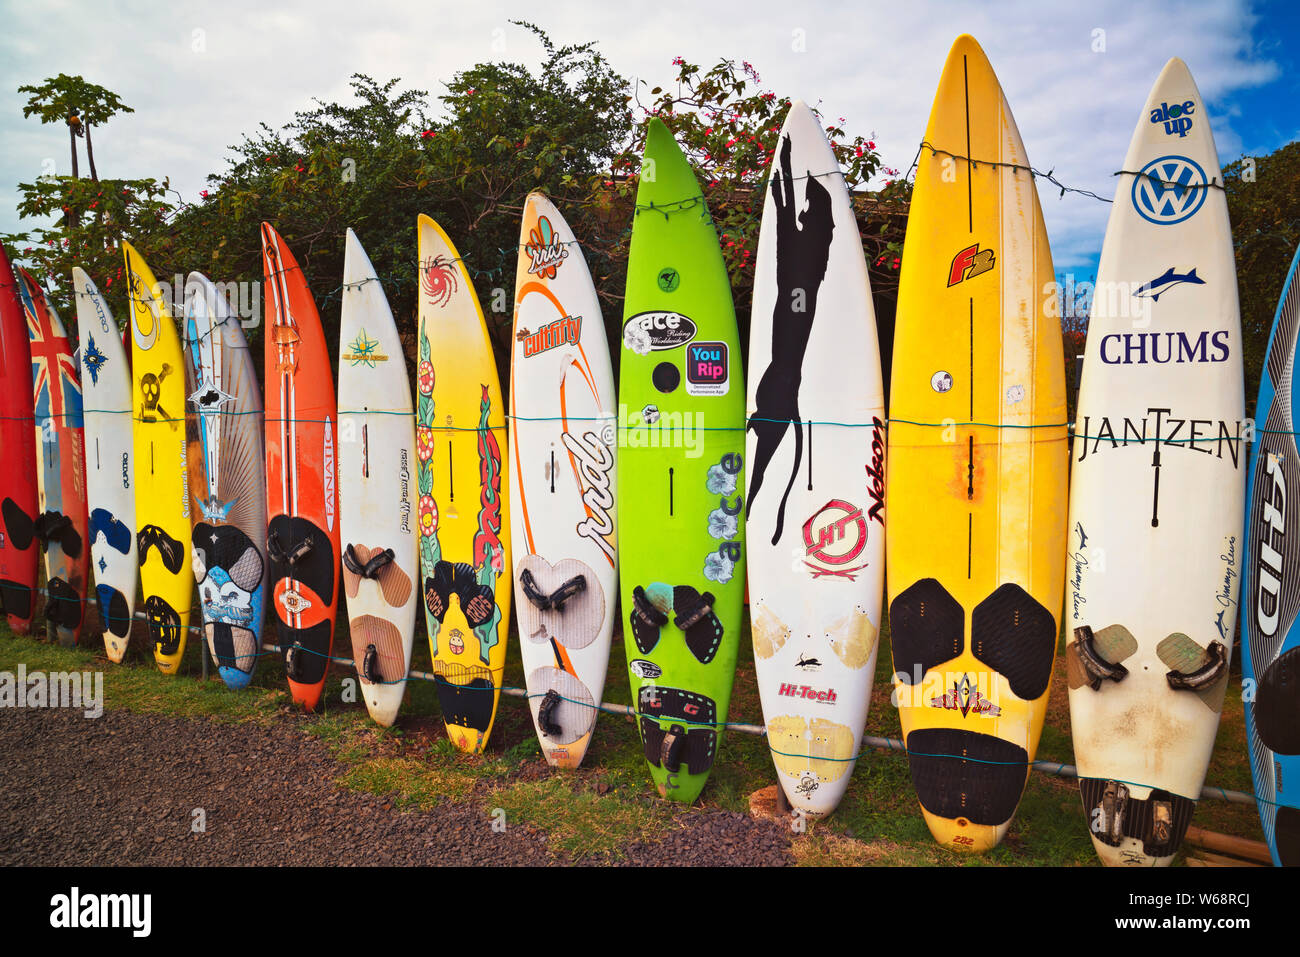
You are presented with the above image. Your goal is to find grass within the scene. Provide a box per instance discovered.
[0,592,1269,866]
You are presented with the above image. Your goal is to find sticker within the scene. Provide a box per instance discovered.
[519,315,581,357]
[948,243,995,286]
[343,329,388,367]
[1006,384,1025,404]
[685,341,729,396]
[657,267,680,292]
[82,334,106,386]
[795,653,822,671]
[802,500,868,579]
[524,215,569,278]
[641,404,660,424]
[931,370,953,393]
[778,682,837,704]
[1134,267,1204,302]
[1149,100,1195,138]
[929,674,1001,717]
[1131,155,1208,225]
[622,312,696,354]
[629,659,662,679]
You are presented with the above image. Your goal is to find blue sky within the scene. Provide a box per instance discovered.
[0,0,1296,285]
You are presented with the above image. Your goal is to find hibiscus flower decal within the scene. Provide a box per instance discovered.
[623,322,652,356]
[708,507,738,540]
[706,463,737,496]
[704,550,735,584]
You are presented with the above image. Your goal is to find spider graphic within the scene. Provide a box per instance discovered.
[421,256,459,308]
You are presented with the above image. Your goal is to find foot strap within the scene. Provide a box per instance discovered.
[520,569,587,611]
[1071,625,1129,691]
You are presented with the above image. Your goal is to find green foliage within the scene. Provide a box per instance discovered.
[1226,140,1300,416]
[18,73,134,128]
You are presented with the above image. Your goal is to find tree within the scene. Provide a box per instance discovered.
[1225,140,1300,416]
[18,74,136,198]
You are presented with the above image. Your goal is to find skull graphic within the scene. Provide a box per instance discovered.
[140,362,177,430]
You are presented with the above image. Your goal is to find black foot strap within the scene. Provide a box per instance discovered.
[362,644,379,683]
[344,544,395,580]
[1167,640,1228,692]
[537,688,563,738]
[631,585,667,655]
[520,569,587,611]
[1072,625,1129,691]
[673,586,723,664]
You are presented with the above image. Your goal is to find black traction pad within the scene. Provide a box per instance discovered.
[267,515,335,604]
[971,582,1057,701]
[90,507,132,555]
[96,584,131,638]
[673,585,723,664]
[1254,647,1300,755]
[423,560,495,629]
[0,579,33,620]
[1078,777,1196,859]
[1276,805,1300,866]
[195,522,264,592]
[143,594,182,655]
[630,585,667,655]
[434,676,495,732]
[638,685,717,775]
[889,578,964,684]
[2,497,35,551]
[905,727,1029,826]
[282,619,331,685]
[45,577,84,629]
[137,524,185,574]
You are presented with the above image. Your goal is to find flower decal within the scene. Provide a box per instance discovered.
[417,426,435,462]
[708,508,738,540]
[704,551,735,584]
[418,360,435,396]
[623,322,652,356]
[418,494,439,536]
[706,463,737,496]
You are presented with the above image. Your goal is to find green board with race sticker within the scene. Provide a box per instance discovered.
[618,118,746,803]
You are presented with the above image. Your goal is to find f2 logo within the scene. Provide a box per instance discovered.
[948,244,996,287]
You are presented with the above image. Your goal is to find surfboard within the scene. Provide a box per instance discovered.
[510,192,617,768]
[1244,243,1300,868]
[19,269,89,645]
[262,223,340,712]
[746,100,886,817]
[73,267,138,662]
[183,272,268,690]
[619,118,747,803]
[887,34,1067,853]
[0,245,38,635]
[124,242,193,673]
[338,228,417,726]
[1067,57,1243,867]
[415,213,511,754]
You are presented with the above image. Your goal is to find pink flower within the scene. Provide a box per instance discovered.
[418,360,435,396]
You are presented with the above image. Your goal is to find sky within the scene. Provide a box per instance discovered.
[1,0,1296,283]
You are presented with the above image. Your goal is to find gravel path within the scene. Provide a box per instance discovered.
[0,707,792,866]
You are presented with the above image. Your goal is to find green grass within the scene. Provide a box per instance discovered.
[0,599,1268,866]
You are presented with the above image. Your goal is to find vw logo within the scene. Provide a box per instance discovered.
[1131,155,1209,225]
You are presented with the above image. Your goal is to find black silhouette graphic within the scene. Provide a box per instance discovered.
[746,132,836,544]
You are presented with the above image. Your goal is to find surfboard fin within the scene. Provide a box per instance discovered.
[1071,625,1129,690]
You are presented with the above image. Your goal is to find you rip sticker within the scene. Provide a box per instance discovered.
[685,341,729,396]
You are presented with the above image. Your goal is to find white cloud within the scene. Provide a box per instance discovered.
[0,0,1282,272]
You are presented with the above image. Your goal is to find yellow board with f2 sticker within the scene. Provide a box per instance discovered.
[886,35,1067,853]
[415,213,511,754]
[124,241,193,674]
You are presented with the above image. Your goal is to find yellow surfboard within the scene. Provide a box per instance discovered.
[125,242,193,674]
[415,214,511,754]
[886,35,1067,852]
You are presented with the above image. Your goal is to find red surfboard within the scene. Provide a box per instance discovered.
[0,247,39,633]
[19,268,89,645]
[262,223,340,711]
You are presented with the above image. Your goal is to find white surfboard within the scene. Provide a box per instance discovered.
[1066,57,1243,866]
[745,100,886,816]
[338,228,417,726]
[509,192,617,768]
[73,267,138,662]
[183,272,268,689]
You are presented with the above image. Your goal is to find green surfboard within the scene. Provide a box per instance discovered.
[618,118,746,803]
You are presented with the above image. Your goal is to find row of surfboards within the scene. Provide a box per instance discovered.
[0,34,1293,867]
